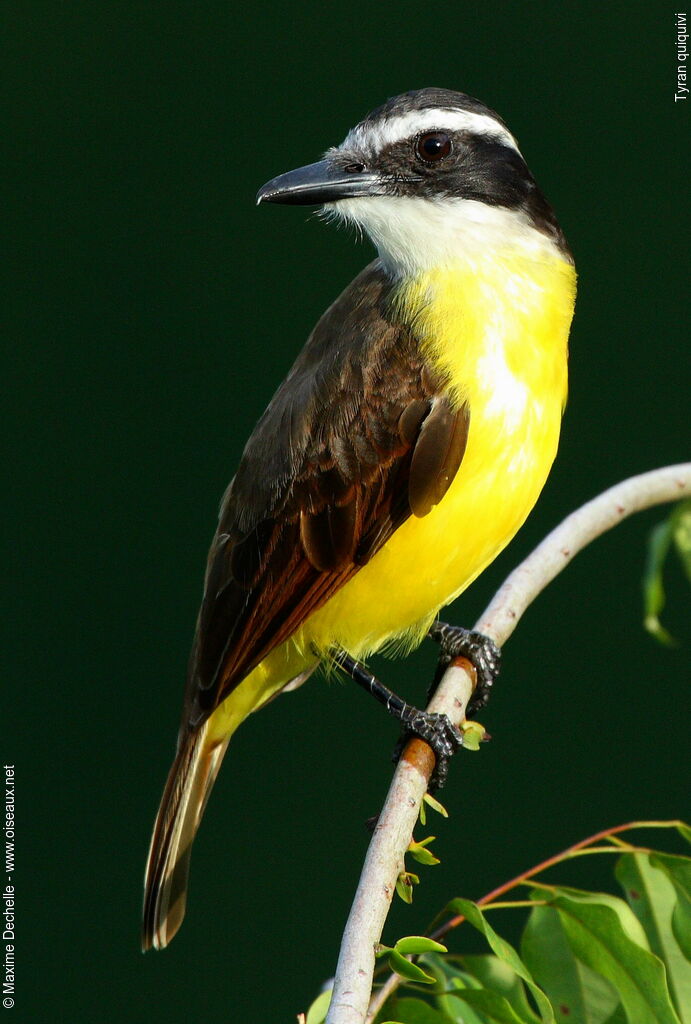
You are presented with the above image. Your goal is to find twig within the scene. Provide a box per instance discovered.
[369,819,685,1018]
[432,820,682,940]
[325,463,690,1024]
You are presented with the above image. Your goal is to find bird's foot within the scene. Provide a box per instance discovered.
[427,621,501,716]
[333,649,463,791]
[394,708,463,791]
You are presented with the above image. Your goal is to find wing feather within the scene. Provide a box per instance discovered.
[180,261,470,738]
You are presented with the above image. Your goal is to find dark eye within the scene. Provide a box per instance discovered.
[415,131,452,163]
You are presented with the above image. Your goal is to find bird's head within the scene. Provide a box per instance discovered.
[257,88,569,274]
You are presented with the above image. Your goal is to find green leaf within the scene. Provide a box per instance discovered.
[461,720,486,751]
[643,518,678,645]
[616,853,691,1021]
[420,952,486,1023]
[394,936,448,955]
[446,899,555,1023]
[678,825,691,848]
[672,501,691,582]
[408,836,441,865]
[305,987,331,1024]
[388,950,437,985]
[535,889,681,1024]
[445,987,534,1024]
[462,955,540,1022]
[538,885,649,950]
[601,1006,628,1024]
[409,838,442,867]
[522,903,620,1024]
[643,500,691,646]
[422,951,473,978]
[423,793,449,818]
[397,872,420,904]
[380,996,451,1024]
[672,889,691,963]
[650,853,691,963]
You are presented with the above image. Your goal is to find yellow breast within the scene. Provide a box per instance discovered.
[209,245,576,741]
[306,246,576,657]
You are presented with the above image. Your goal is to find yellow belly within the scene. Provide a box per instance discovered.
[209,249,576,741]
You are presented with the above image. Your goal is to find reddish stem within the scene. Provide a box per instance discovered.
[430,820,656,940]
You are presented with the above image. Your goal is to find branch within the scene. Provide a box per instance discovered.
[324,463,690,1024]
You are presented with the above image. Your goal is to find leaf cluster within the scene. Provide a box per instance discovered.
[305,822,691,1024]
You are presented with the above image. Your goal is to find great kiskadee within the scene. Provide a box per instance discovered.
[142,88,576,951]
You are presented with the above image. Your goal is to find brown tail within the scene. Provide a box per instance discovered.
[142,722,229,951]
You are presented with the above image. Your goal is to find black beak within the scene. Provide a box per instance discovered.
[256,159,382,206]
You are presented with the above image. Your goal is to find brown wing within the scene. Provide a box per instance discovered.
[181,261,469,738]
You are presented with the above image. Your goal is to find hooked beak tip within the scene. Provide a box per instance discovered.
[256,159,381,207]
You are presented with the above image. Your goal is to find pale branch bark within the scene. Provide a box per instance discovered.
[324,463,691,1024]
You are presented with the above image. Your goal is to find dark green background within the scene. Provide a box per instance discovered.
[6,3,689,1021]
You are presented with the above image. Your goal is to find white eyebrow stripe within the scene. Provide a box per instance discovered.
[343,108,520,155]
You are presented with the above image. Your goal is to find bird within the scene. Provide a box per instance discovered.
[142,87,576,951]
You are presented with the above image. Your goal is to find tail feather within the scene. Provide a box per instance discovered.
[142,723,229,951]
[142,665,317,951]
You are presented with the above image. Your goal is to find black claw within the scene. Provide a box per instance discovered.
[428,622,501,715]
[397,709,463,791]
[333,647,466,791]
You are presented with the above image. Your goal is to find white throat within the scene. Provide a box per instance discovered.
[327,196,560,277]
